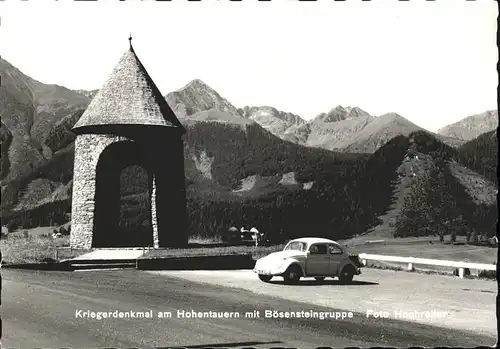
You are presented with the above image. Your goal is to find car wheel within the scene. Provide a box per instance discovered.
[258,274,272,282]
[283,265,302,284]
[314,277,325,281]
[339,266,355,283]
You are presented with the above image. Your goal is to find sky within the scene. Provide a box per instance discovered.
[0,0,497,132]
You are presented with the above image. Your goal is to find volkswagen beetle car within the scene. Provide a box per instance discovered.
[253,237,363,284]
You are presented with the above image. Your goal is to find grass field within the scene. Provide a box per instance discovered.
[343,235,497,264]
[0,226,283,264]
[341,234,497,276]
[0,228,82,264]
[1,226,496,268]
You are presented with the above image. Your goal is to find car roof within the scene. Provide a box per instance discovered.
[289,237,340,245]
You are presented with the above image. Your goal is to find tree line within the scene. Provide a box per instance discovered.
[2,128,496,243]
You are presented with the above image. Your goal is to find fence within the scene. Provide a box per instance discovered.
[358,253,496,278]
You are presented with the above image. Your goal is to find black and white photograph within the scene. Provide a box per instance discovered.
[0,0,498,347]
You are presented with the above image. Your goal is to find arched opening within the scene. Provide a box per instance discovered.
[93,141,154,247]
[119,164,152,246]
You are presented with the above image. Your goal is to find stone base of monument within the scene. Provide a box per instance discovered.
[136,254,255,271]
[61,248,145,270]
[71,248,145,260]
[60,248,255,271]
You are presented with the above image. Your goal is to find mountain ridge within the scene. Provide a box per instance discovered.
[437,110,498,141]
[163,78,468,153]
[0,57,90,184]
[166,79,244,119]
[1,60,496,242]
[68,78,487,153]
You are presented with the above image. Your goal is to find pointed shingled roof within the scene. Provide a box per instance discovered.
[72,40,184,132]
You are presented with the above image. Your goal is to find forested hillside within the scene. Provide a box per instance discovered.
[3,124,497,242]
[1,117,372,241]
[183,134,409,240]
[183,121,363,189]
[393,131,497,239]
[457,129,498,184]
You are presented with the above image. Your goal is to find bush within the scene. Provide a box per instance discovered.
[478,269,496,280]
[6,220,19,232]
[41,257,57,263]
[450,231,456,243]
[471,231,479,243]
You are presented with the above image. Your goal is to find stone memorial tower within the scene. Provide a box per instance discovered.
[70,37,188,249]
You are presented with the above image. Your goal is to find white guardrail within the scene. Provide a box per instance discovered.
[358,253,497,278]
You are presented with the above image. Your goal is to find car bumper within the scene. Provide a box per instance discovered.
[253,263,289,275]
[253,268,282,276]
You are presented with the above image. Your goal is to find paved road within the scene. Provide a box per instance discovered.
[1,269,495,348]
[153,269,497,337]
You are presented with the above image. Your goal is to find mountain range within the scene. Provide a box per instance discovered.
[165,79,490,153]
[0,56,497,241]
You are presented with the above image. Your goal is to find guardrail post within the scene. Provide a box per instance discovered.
[357,253,496,276]
[458,268,464,278]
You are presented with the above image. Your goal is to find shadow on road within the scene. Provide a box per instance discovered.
[268,279,378,286]
[462,288,495,294]
[160,341,283,348]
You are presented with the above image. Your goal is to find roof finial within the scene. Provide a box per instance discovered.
[128,33,133,51]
